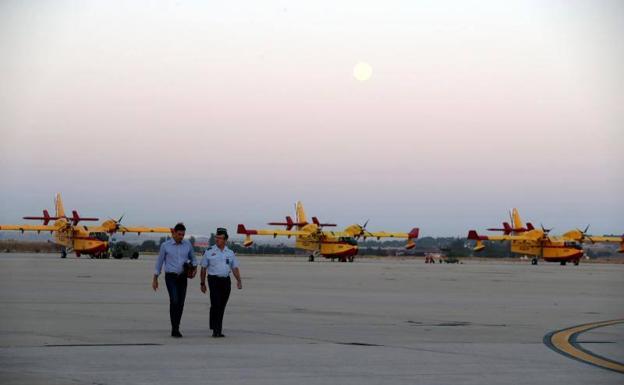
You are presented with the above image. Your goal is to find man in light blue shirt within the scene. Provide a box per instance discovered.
[200,228,242,337]
[152,223,197,338]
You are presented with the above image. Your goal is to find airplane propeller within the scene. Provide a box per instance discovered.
[107,213,126,233]
[576,225,593,243]
[355,219,370,240]
[540,223,553,234]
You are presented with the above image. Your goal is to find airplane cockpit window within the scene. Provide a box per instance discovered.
[564,241,582,249]
[339,237,358,245]
[91,232,109,242]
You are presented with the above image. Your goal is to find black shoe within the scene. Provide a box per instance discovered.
[212,332,218,338]
[171,330,183,338]
[216,333,225,338]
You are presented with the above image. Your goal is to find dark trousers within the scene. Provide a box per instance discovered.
[165,273,188,332]
[208,275,231,334]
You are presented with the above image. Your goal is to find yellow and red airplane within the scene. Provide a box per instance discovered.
[0,193,172,258]
[237,202,419,262]
[467,208,623,265]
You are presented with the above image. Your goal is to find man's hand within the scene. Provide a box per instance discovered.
[200,282,207,294]
[232,267,242,290]
[152,276,159,291]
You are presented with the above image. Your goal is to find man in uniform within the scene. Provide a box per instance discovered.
[152,223,197,338]
[200,228,242,337]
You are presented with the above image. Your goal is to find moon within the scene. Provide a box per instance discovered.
[353,62,373,82]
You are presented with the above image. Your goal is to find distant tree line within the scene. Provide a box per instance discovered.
[0,240,62,253]
[137,234,298,255]
[358,237,510,257]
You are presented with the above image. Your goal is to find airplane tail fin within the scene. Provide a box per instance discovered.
[23,209,59,225]
[268,216,299,230]
[511,208,523,229]
[70,210,99,226]
[237,224,257,247]
[295,201,307,227]
[467,230,487,252]
[312,217,337,227]
[55,193,65,218]
[405,228,420,250]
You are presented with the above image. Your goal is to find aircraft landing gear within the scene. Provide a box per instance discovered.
[560,261,567,266]
[60,248,67,258]
[531,258,538,265]
[573,259,580,266]
[348,256,354,262]
[309,251,320,262]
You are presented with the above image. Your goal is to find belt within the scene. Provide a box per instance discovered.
[165,271,184,276]
[208,275,230,279]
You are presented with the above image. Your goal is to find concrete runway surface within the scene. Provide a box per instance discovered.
[0,253,622,385]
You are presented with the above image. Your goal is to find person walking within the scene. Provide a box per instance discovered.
[152,223,197,338]
[200,227,242,337]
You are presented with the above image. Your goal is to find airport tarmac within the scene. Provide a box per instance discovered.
[0,253,622,385]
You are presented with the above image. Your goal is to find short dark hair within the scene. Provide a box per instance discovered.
[173,223,186,232]
[216,227,228,240]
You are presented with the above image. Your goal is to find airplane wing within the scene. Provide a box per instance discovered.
[585,235,623,243]
[589,235,624,253]
[328,227,420,249]
[85,225,172,235]
[471,228,544,242]
[116,226,172,234]
[467,229,544,251]
[0,224,60,232]
[237,224,309,237]
[561,229,623,245]
[326,229,417,239]
[359,230,417,239]
[237,224,310,247]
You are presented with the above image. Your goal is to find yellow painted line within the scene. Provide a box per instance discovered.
[545,319,624,374]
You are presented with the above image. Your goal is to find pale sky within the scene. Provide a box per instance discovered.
[0,0,622,238]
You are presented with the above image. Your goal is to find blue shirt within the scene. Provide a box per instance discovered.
[155,239,197,276]
[201,245,239,277]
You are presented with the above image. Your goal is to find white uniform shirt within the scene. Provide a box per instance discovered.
[201,245,239,277]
